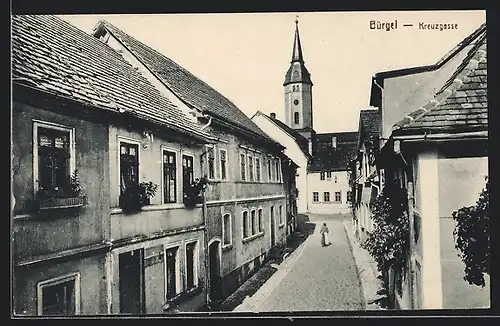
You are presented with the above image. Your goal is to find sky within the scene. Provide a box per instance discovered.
[59,10,485,133]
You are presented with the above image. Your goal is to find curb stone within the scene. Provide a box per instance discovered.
[343,220,386,311]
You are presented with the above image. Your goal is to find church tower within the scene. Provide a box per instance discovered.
[283,18,315,152]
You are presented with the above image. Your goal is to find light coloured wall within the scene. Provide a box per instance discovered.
[284,82,313,130]
[380,44,473,146]
[307,171,351,214]
[108,125,205,240]
[251,114,309,213]
[438,156,489,309]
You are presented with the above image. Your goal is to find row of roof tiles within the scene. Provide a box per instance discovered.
[12,15,274,145]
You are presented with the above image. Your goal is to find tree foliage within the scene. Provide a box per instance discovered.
[452,176,489,287]
[361,190,410,280]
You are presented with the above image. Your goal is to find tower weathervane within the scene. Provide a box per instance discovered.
[295,15,299,24]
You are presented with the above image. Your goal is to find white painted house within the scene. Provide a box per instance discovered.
[251,111,311,214]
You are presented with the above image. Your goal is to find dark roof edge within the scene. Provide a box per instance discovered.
[13,81,214,143]
[253,111,312,159]
[373,22,486,81]
[210,113,284,151]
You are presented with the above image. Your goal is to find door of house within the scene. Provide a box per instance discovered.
[119,249,145,314]
[208,241,221,303]
[270,206,276,246]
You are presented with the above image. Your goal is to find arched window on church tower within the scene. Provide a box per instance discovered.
[294,112,300,124]
[296,85,299,92]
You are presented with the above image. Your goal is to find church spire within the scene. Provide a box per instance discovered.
[291,17,304,63]
[283,16,312,86]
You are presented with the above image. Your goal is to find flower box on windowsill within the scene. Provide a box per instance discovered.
[38,195,87,211]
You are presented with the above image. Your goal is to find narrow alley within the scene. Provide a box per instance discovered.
[238,214,364,312]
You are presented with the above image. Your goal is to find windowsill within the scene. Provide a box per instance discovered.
[311,202,342,205]
[111,202,202,215]
[235,181,282,184]
[163,286,202,310]
[208,179,230,183]
[222,243,233,251]
[242,232,264,243]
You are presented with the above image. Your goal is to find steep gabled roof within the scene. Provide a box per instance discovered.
[11,15,212,141]
[94,21,273,143]
[393,32,487,134]
[253,111,311,159]
[283,19,312,86]
[309,132,358,172]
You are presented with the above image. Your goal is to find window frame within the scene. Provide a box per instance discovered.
[184,239,199,290]
[164,243,182,300]
[275,158,282,183]
[33,120,76,195]
[117,136,142,198]
[247,154,254,182]
[161,147,178,204]
[255,156,261,182]
[242,209,250,239]
[313,192,319,203]
[181,152,196,198]
[222,213,232,247]
[250,208,257,235]
[37,272,81,316]
[257,207,263,233]
[326,171,332,180]
[219,148,228,181]
[278,205,284,226]
[320,172,325,181]
[240,152,247,181]
[206,145,216,181]
[335,191,342,203]
[324,191,330,202]
[267,156,273,182]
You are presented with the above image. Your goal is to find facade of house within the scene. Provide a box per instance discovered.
[251,111,311,215]
[12,14,218,315]
[12,15,296,316]
[371,23,489,310]
[92,21,291,305]
[350,108,381,242]
[307,132,358,215]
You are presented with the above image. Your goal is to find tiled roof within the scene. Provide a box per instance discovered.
[266,114,311,157]
[309,132,358,172]
[97,21,273,142]
[393,32,487,133]
[11,15,212,140]
[359,109,380,139]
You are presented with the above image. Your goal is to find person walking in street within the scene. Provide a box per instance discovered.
[320,223,330,247]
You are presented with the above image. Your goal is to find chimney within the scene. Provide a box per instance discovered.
[270,112,276,119]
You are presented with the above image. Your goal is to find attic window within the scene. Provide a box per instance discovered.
[332,137,337,148]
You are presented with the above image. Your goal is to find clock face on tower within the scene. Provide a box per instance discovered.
[293,99,299,106]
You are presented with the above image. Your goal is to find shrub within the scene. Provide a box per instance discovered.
[453,176,489,287]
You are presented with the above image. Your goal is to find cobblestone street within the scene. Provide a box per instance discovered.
[250,214,364,312]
